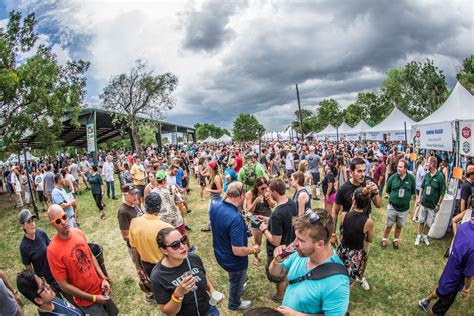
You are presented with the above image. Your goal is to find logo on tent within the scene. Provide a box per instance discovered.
[462,127,471,139]
[463,141,470,154]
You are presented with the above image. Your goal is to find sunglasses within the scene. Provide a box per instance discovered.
[165,235,188,250]
[50,214,68,225]
[37,277,50,296]
[305,209,330,239]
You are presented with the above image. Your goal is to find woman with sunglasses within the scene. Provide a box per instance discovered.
[336,186,374,289]
[245,176,276,266]
[151,227,221,316]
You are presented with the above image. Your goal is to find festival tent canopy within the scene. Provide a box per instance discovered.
[218,134,232,142]
[338,122,353,134]
[203,136,218,143]
[367,108,415,133]
[350,120,371,133]
[317,124,337,136]
[416,82,474,125]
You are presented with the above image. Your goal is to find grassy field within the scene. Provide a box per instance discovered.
[0,175,471,316]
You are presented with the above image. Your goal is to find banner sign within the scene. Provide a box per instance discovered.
[366,131,383,141]
[414,122,453,152]
[327,134,338,141]
[345,133,360,141]
[459,120,473,156]
[388,131,408,142]
[86,124,96,152]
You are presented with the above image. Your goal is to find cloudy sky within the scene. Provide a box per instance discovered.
[1,0,472,131]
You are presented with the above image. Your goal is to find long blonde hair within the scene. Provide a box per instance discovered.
[298,160,308,173]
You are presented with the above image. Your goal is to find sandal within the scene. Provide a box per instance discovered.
[381,239,388,249]
[100,213,107,220]
[200,227,211,232]
[392,240,399,250]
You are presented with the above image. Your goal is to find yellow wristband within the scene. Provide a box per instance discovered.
[92,295,96,303]
[171,293,183,303]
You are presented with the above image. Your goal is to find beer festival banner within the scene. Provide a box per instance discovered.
[459,120,474,157]
[414,122,453,152]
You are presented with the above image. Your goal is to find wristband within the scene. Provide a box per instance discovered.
[92,295,96,303]
[272,258,282,265]
[171,293,183,303]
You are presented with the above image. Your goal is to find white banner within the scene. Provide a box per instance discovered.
[388,131,409,142]
[345,133,360,141]
[366,131,383,141]
[327,134,338,141]
[414,122,453,151]
[460,121,474,156]
[86,124,96,152]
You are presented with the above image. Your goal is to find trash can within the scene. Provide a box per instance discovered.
[88,243,108,277]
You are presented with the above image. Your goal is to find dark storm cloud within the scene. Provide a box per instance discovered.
[181,1,248,53]
[180,0,471,129]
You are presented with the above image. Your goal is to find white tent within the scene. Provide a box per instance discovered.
[317,124,337,136]
[412,82,474,152]
[345,120,370,141]
[218,134,232,142]
[203,136,218,143]
[366,108,415,141]
[338,123,353,134]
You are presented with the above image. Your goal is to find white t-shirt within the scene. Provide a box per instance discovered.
[10,173,21,192]
[35,174,44,191]
[65,174,76,193]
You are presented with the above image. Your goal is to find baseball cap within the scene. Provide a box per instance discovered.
[122,184,139,194]
[244,153,254,159]
[208,161,217,169]
[19,209,36,224]
[156,170,167,181]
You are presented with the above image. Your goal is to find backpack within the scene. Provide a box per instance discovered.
[288,262,349,285]
[242,164,257,187]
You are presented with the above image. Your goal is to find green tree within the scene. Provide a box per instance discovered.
[194,123,229,140]
[291,109,313,134]
[343,103,365,127]
[355,92,389,127]
[457,55,474,94]
[100,58,178,154]
[232,113,264,141]
[381,59,448,121]
[316,99,343,127]
[0,11,89,154]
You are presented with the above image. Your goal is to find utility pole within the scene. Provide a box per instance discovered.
[296,84,304,141]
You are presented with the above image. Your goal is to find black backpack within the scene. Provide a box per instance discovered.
[288,262,349,285]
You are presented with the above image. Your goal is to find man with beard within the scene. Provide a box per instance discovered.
[46,205,118,315]
[269,208,349,315]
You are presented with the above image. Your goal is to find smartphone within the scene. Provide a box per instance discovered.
[248,214,261,226]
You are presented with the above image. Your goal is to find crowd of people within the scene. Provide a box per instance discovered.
[0,139,473,315]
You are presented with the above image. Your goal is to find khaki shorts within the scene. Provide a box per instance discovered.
[386,204,409,228]
[419,205,436,227]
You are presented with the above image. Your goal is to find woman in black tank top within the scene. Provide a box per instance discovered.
[245,177,276,266]
[291,171,311,216]
[336,186,374,287]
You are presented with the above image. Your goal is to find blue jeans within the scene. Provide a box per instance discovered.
[205,305,220,316]
[106,181,116,198]
[228,268,247,309]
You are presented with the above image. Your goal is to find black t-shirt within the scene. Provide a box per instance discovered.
[151,254,210,316]
[260,155,268,168]
[335,177,377,216]
[460,179,474,204]
[266,199,296,257]
[20,229,55,283]
[322,172,336,196]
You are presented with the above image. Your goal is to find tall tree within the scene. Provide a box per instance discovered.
[381,59,448,121]
[100,58,178,154]
[355,92,389,127]
[291,109,313,133]
[0,11,89,154]
[343,103,365,127]
[232,113,264,141]
[457,55,474,94]
[194,123,229,140]
[316,99,343,127]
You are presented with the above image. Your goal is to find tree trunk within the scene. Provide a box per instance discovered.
[130,117,142,156]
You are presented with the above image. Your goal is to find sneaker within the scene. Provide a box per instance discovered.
[381,239,388,249]
[145,293,156,304]
[229,300,252,311]
[392,240,399,250]
[415,235,421,246]
[418,298,430,312]
[423,235,430,246]
[359,277,370,291]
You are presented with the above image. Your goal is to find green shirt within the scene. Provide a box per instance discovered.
[238,163,268,191]
[421,170,446,209]
[386,172,416,212]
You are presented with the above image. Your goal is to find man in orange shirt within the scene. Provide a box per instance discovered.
[46,204,118,315]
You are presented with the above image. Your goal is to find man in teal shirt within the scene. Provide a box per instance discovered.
[382,160,416,249]
[269,208,349,315]
[415,156,446,246]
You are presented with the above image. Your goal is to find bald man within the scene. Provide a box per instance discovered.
[46,205,118,315]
